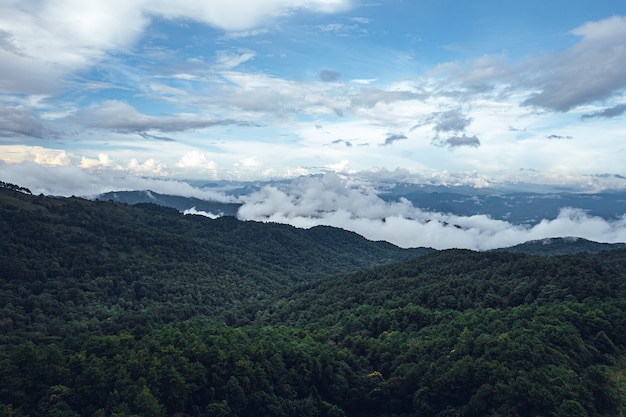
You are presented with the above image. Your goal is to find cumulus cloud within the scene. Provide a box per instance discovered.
[0,145,71,166]
[176,151,218,170]
[128,158,167,176]
[80,153,113,170]
[236,174,626,250]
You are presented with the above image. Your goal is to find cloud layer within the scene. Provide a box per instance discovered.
[0,3,625,186]
[1,162,625,250]
[0,0,352,93]
[237,174,626,250]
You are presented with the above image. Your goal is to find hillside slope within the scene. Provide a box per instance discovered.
[253,249,626,416]
[0,186,428,338]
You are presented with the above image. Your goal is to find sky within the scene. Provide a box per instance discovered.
[1,0,626,191]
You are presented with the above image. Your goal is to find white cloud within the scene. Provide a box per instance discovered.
[237,156,261,168]
[0,0,147,93]
[0,0,353,94]
[146,0,353,32]
[183,207,222,219]
[2,163,625,250]
[128,158,167,176]
[148,82,190,98]
[2,5,626,190]
[324,159,352,173]
[237,174,626,250]
[350,78,377,85]
[208,71,349,117]
[523,16,626,111]
[215,49,256,69]
[176,150,217,170]
[0,145,71,166]
[80,153,113,169]
[0,160,235,201]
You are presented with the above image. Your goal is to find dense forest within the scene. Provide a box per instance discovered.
[1,183,626,417]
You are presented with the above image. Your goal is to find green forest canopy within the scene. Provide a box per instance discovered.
[1,183,626,417]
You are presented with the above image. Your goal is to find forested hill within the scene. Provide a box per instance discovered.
[2,183,626,417]
[494,237,626,256]
[97,190,242,217]
[254,249,626,416]
[0,185,428,335]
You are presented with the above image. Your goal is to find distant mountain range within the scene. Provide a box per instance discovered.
[97,190,242,217]
[377,184,626,225]
[96,185,626,226]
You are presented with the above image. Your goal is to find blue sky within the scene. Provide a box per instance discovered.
[1,0,626,193]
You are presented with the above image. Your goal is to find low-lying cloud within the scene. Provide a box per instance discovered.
[183,207,222,219]
[0,161,235,202]
[236,174,626,250]
[3,164,625,251]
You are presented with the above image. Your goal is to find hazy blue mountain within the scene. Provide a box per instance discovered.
[98,190,242,216]
[378,183,626,224]
[96,181,626,226]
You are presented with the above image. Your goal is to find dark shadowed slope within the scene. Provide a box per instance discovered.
[0,184,429,337]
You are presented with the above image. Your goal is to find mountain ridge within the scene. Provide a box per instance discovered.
[0,184,429,336]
